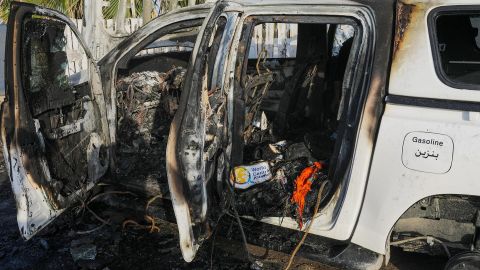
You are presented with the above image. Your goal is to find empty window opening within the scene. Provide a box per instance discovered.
[233,19,358,226]
[432,11,480,87]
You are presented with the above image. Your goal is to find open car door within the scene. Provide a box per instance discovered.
[1,2,110,239]
[166,3,237,262]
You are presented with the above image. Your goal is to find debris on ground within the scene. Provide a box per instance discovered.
[39,239,49,250]
[70,242,97,261]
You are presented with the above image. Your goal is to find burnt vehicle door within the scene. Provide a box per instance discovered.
[169,0,384,262]
[166,3,238,262]
[1,2,111,239]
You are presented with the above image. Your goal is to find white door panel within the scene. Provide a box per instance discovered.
[352,104,480,254]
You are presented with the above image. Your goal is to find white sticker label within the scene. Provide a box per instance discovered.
[230,162,272,189]
[402,132,454,174]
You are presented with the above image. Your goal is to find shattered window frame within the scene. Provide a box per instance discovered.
[428,6,480,90]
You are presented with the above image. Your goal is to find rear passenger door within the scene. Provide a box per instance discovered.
[166,3,238,262]
[1,2,110,239]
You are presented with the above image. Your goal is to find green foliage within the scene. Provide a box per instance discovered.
[102,0,143,19]
[0,0,206,22]
[0,0,143,22]
[0,0,84,21]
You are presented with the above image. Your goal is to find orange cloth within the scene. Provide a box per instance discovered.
[291,161,324,229]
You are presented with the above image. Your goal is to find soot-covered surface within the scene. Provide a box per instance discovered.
[114,68,185,196]
[0,149,446,270]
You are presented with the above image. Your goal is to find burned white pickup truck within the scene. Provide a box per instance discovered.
[2,0,480,269]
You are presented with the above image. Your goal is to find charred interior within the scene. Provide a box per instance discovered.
[20,17,105,206]
[231,20,357,227]
[110,15,364,244]
[19,14,361,230]
[114,25,199,195]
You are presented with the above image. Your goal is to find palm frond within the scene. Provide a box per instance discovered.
[0,0,85,22]
[103,0,119,19]
[0,0,203,23]
[103,0,145,19]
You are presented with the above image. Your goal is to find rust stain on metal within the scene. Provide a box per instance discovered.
[363,76,382,142]
[393,2,415,56]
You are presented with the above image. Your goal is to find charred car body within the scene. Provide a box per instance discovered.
[3,0,480,269]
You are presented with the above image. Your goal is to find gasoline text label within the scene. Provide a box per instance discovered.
[402,132,454,174]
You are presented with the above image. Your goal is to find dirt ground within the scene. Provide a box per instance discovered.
[0,153,447,270]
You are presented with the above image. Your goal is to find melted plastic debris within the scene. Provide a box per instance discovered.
[291,161,325,229]
[235,139,328,227]
[237,98,334,227]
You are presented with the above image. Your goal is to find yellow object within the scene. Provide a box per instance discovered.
[232,167,249,184]
[230,161,272,189]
